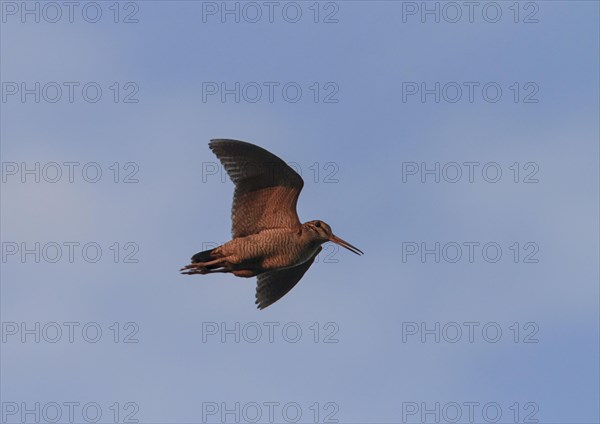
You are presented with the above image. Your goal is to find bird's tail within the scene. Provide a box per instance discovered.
[191,248,219,268]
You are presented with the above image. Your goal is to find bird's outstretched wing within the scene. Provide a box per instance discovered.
[209,139,304,238]
[255,247,321,310]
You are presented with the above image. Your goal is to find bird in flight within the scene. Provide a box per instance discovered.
[181,139,363,309]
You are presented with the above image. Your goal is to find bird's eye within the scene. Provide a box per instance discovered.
[315,222,321,228]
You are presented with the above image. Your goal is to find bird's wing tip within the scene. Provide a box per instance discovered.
[209,138,248,145]
[255,298,268,310]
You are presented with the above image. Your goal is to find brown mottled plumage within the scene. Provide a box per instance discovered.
[181,139,363,310]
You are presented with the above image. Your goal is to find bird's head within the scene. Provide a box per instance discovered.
[303,220,363,256]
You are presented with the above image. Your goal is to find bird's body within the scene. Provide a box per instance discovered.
[219,228,320,273]
[181,139,362,309]
[198,227,320,277]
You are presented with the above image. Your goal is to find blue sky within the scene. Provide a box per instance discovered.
[1,1,598,423]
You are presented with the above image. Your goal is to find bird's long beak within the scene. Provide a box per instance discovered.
[330,234,363,256]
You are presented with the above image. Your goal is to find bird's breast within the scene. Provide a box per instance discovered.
[248,230,317,270]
